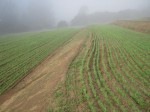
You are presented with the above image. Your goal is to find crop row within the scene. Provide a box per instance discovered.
[0,29,78,94]
[51,25,150,112]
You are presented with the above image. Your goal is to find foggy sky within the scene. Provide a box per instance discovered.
[51,0,150,21]
[0,0,150,34]
[1,0,149,22]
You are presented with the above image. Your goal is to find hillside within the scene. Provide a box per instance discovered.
[113,20,150,34]
[0,25,149,112]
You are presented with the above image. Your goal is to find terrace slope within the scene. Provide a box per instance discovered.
[0,29,86,112]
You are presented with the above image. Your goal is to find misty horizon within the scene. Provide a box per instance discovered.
[0,0,150,34]
[52,0,150,21]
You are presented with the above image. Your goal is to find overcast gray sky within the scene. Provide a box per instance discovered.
[1,0,149,21]
[51,0,150,21]
[0,0,150,33]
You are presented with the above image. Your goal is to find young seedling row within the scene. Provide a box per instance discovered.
[0,29,78,94]
[53,25,150,112]
[0,25,149,111]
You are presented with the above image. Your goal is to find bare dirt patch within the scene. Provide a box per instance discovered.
[112,20,150,34]
[0,31,85,112]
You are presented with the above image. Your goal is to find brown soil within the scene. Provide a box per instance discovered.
[103,42,132,111]
[0,32,85,112]
[112,20,150,34]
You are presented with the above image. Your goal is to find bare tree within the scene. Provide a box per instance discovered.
[71,6,89,26]
[57,20,68,28]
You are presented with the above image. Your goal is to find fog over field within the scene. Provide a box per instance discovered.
[0,0,150,34]
[0,1,150,111]
[52,0,150,21]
